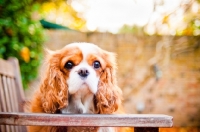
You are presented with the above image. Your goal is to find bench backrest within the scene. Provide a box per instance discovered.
[0,58,27,132]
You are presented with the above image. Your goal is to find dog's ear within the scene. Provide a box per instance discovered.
[95,51,122,114]
[40,52,68,113]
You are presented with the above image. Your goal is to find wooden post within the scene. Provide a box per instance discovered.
[134,127,159,132]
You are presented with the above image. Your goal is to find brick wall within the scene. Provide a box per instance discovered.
[44,30,200,126]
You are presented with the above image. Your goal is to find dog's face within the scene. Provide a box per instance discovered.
[61,43,106,95]
[41,42,121,114]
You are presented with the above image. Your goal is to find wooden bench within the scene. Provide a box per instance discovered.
[0,57,173,132]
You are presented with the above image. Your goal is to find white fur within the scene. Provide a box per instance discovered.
[67,60,99,94]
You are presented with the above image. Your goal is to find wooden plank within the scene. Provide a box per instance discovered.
[0,76,6,132]
[134,127,159,132]
[0,59,15,77]
[0,111,6,132]
[8,58,25,112]
[10,78,19,112]
[5,77,17,132]
[1,77,14,132]
[0,112,173,127]
[6,77,15,112]
[7,78,19,132]
[6,78,20,132]
[0,125,6,132]
[2,76,12,112]
[0,76,7,112]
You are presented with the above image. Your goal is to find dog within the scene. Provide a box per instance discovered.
[28,42,132,132]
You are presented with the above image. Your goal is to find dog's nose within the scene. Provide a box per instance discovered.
[78,68,89,78]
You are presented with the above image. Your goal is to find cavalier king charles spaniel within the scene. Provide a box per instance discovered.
[29,42,131,132]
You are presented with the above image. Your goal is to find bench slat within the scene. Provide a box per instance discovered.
[0,112,173,127]
[0,59,15,77]
[0,76,7,112]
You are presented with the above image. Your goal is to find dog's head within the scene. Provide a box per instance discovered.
[40,42,122,114]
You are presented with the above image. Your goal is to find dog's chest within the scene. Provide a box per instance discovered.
[62,85,95,114]
[77,85,93,102]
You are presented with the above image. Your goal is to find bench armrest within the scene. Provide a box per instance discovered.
[0,112,173,127]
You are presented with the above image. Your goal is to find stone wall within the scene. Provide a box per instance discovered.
[44,30,200,126]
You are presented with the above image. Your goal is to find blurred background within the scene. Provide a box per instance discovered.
[0,0,200,131]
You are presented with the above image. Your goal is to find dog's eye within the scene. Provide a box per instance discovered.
[93,61,101,69]
[65,61,74,70]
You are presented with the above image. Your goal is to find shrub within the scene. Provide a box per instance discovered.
[0,0,45,89]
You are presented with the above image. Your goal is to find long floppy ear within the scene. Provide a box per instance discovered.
[95,51,122,114]
[40,51,68,113]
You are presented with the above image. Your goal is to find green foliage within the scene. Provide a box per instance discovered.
[0,0,45,89]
